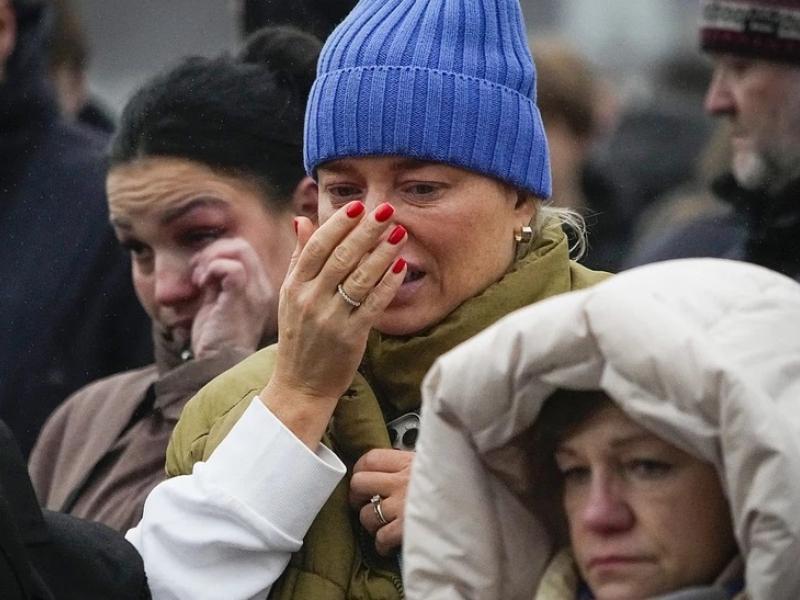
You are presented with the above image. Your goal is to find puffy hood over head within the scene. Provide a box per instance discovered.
[405,258,800,600]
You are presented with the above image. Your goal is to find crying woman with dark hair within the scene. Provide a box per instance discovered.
[28,25,321,533]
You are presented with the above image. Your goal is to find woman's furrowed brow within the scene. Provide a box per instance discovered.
[159,197,228,225]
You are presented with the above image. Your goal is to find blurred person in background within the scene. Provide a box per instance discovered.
[28,25,320,533]
[533,37,625,273]
[627,0,800,281]
[625,121,735,263]
[238,0,357,41]
[0,0,151,458]
[534,38,598,215]
[47,0,114,134]
[126,0,607,597]
[581,53,714,272]
[405,258,800,599]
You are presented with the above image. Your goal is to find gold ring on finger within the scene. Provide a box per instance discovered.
[370,494,389,526]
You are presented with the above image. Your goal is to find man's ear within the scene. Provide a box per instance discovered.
[291,176,319,226]
[0,0,17,80]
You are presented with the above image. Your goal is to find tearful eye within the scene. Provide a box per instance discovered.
[183,228,224,247]
[119,239,149,258]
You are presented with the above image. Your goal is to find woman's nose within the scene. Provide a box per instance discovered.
[361,188,395,213]
[581,477,634,535]
[153,254,196,307]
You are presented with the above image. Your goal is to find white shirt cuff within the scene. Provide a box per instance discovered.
[198,396,346,541]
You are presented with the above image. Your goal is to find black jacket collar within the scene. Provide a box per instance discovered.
[713,173,800,279]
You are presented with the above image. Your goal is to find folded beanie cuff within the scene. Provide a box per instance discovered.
[700,0,800,65]
[304,65,552,199]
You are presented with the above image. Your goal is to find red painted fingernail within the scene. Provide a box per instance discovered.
[392,258,406,274]
[346,201,365,218]
[387,224,406,245]
[293,218,299,235]
[375,203,395,223]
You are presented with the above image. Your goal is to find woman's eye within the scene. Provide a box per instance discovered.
[119,239,149,259]
[403,183,439,196]
[328,185,362,200]
[183,228,224,247]
[559,465,590,485]
[625,459,672,479]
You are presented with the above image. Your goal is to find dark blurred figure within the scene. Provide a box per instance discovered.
[0,419,149,600]
[627,0,800,280]
[0,0,151,457]
[47,0,114,133]
[240,0,356,40]
[582,53,714,271]
[533,38,619,271]
[535,38,598,214]
[626,122,733,262]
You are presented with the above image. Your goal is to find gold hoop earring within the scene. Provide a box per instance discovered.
[514,225,533,261]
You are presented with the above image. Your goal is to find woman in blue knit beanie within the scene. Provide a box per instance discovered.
[134,1,608,598]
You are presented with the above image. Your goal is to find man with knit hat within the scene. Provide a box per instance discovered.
[628,0,800,280]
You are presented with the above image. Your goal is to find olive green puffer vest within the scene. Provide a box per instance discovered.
[166,226,609,599]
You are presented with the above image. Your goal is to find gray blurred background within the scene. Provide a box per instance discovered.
[61,0,714,274]
[72,0,704,114]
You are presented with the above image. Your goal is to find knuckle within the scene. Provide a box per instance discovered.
[350,268,372,288]
[280,279,298,302]
[347,268,373,293]
[375,527,388,546]
[360,449,383,472]
[226,262,246,279]
[359,505,372,528]
[375,274,398,295]
[330,244,354,269]
[375,526,397,553]
[349,471,367,490]
[360,277,396,312]
[302,238,328,264]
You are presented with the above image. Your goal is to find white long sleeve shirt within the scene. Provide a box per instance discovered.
[126,397,346,600]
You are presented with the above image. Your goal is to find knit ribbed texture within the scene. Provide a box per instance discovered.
[304,0,551,198]
[700,0,800,65]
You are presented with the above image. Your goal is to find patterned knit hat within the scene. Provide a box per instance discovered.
[700,0,800,65]
[304,0,551,198]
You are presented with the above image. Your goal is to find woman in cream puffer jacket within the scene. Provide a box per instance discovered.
[404,258,800,600]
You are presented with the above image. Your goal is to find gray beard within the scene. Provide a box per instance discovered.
[732,148,800,195]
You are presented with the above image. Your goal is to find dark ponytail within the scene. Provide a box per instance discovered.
[110,25,322,209]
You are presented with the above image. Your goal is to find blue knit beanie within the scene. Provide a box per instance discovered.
[304,0,551,198]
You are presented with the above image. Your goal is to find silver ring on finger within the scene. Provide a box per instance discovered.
[370,494,389,526]
[337,283,363,308]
